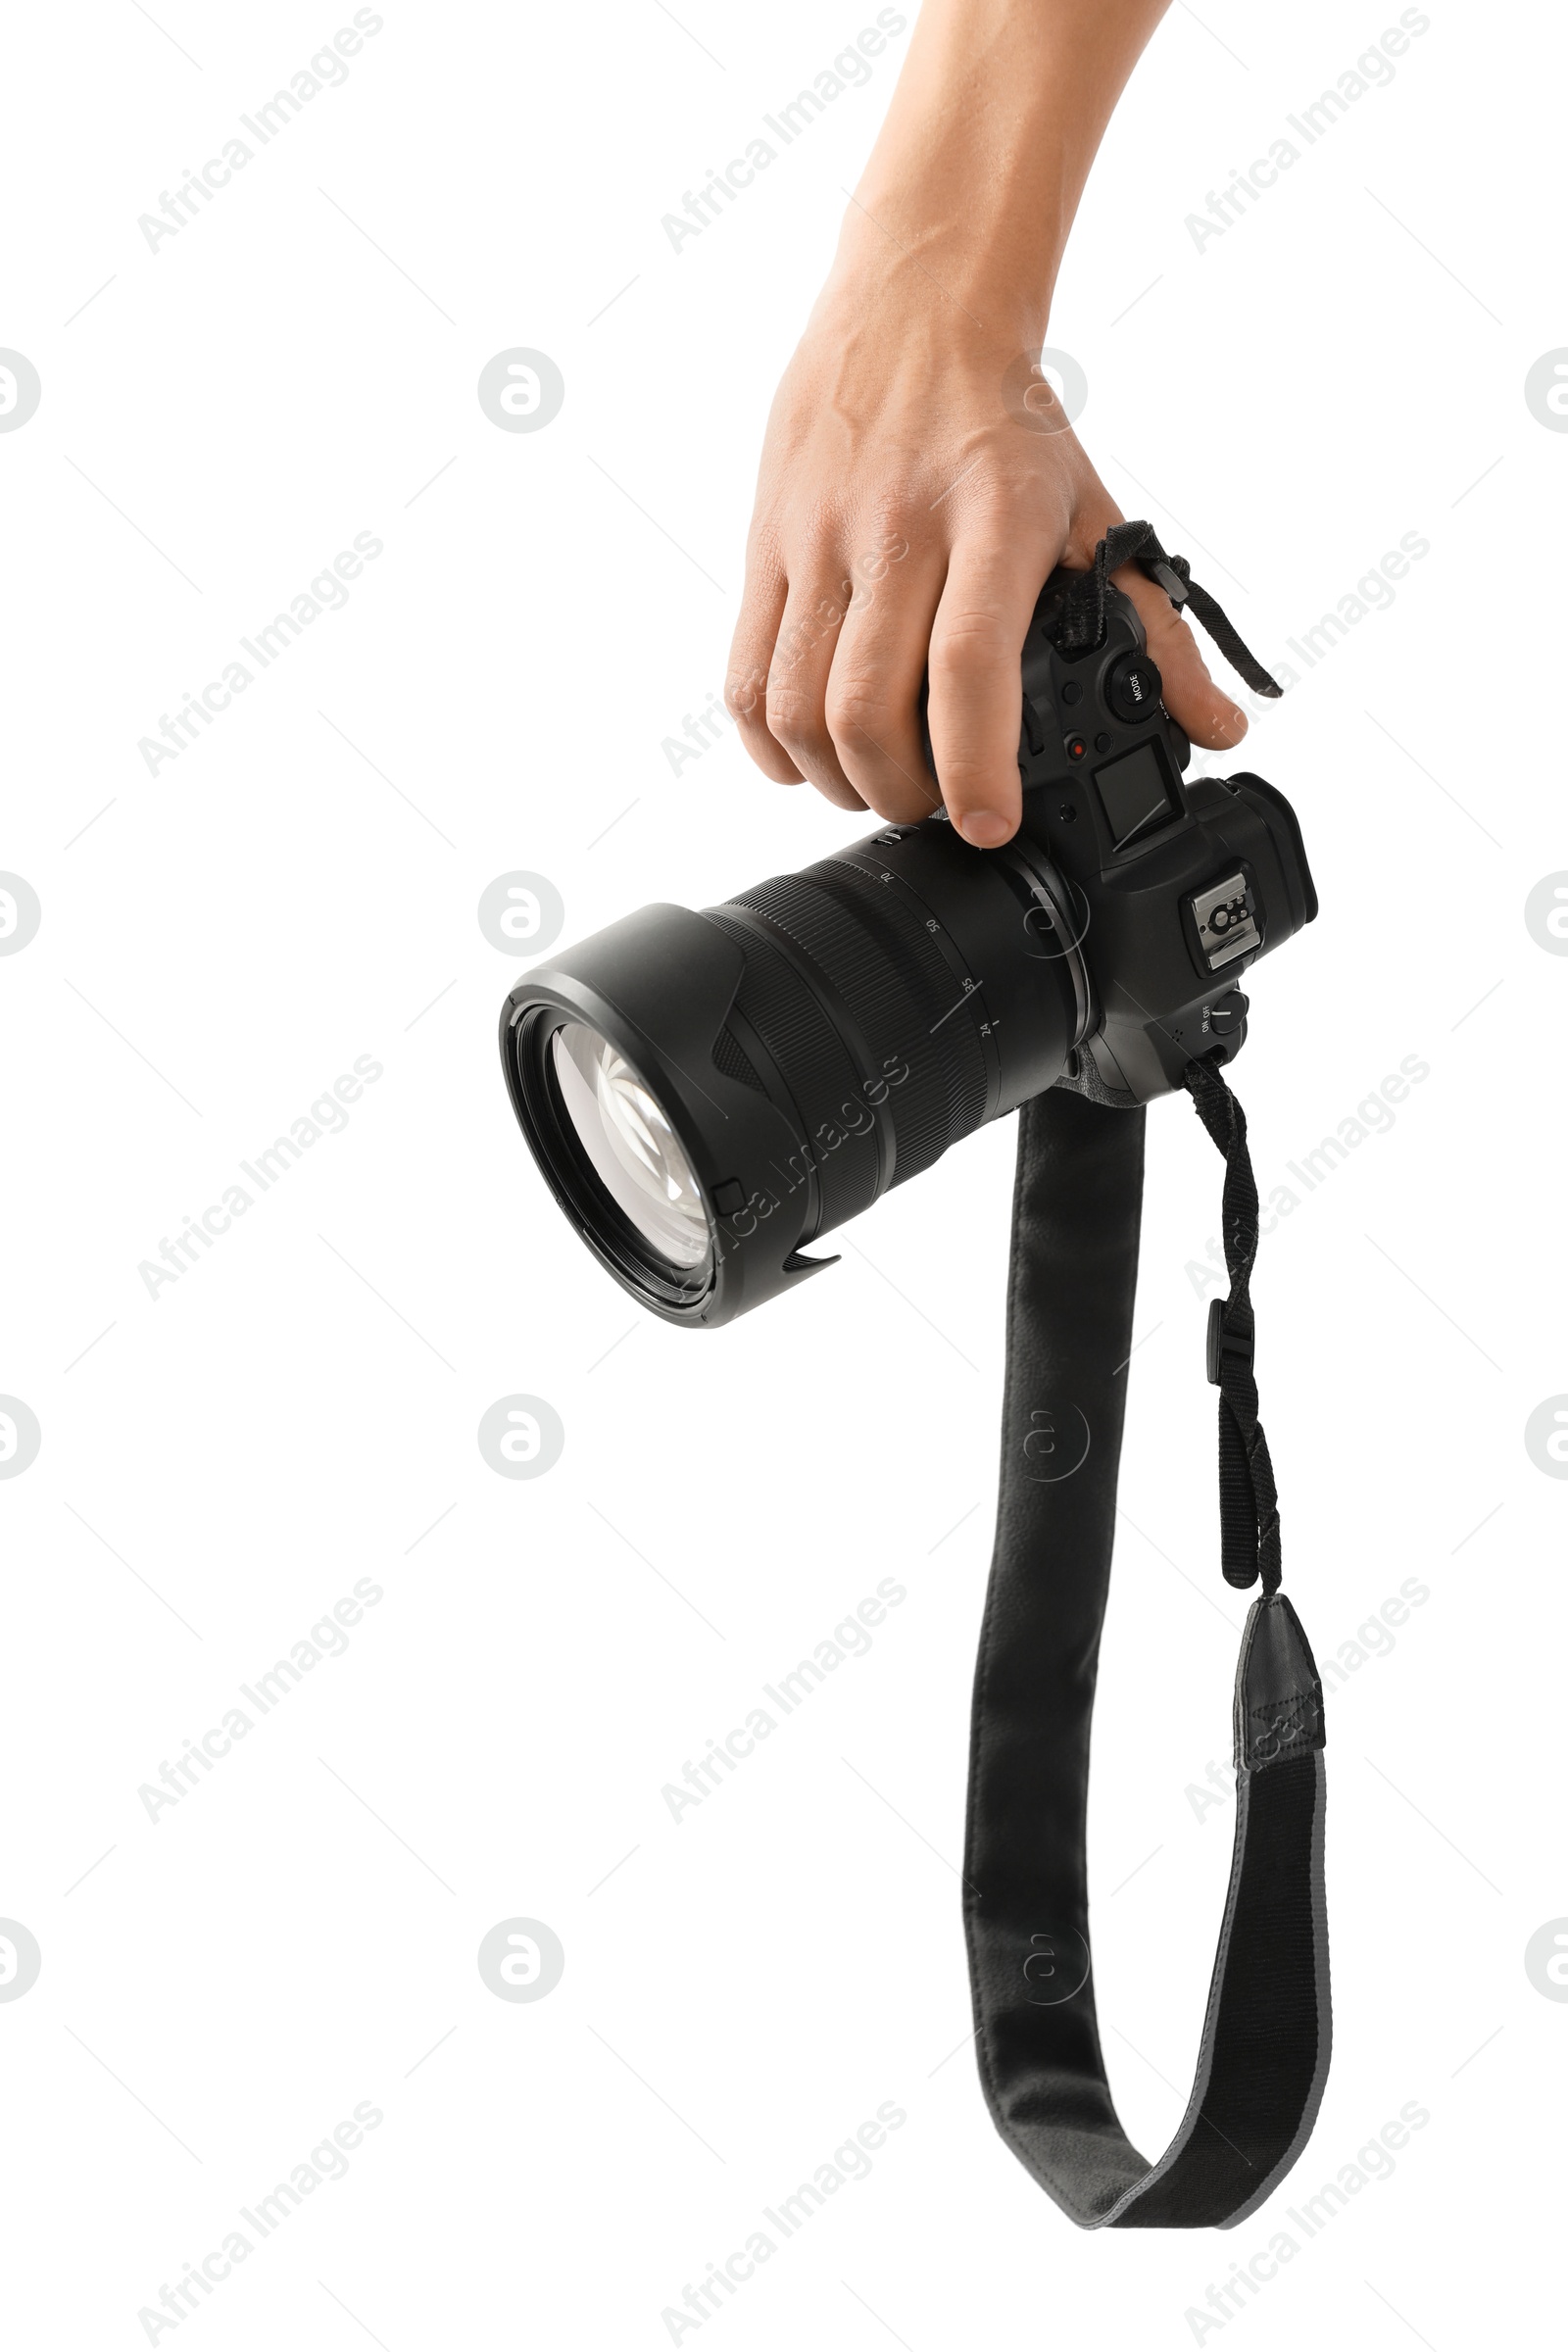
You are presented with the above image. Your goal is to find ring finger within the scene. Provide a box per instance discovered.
[765,566,866,809]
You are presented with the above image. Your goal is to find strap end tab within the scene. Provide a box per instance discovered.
[1234,1593,1326,1774]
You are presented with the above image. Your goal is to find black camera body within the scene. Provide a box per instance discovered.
[501,569,1316,1328]
[969,564,1317,1105]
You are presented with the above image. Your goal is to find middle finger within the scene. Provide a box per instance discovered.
[823,540,947,822]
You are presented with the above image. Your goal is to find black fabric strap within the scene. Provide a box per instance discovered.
[1056,518,1284,701]
[1184,1055,1282,1594]
[961,1079,1330,2229]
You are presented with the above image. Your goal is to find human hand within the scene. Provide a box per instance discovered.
[726,276,1250,849]
[724,0,1244,848]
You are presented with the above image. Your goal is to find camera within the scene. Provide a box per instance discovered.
[499,564,1316,1326]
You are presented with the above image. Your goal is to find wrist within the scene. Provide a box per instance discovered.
[821,184,1060,359]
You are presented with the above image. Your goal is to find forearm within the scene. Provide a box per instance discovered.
[830,0,1172,346]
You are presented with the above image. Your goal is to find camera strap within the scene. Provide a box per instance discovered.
[961,1062,1329,2228]
[1056,516,1286,701]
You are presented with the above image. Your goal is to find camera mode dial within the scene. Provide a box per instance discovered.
[1105,654,1163,725]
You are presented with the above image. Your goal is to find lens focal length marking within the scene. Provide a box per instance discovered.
[836,848,1003,1124]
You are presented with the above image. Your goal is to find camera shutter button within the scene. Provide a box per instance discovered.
[1105,654,1163,724]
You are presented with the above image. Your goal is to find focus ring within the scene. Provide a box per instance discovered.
[731,872,949,1186]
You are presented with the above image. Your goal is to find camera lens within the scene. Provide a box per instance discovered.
[502,824,1091,1325]
[498,566,1316,1330]
[551,1020,710,1271]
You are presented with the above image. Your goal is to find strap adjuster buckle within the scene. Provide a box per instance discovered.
[1206,1298,1254,1386]
[1146,558,1189,609]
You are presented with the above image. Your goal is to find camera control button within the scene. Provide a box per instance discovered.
[1064,734,1087,761]
[1105,654,1163,724]
[1060,679,1083,706]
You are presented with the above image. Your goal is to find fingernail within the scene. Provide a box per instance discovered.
[956,810,1010,848]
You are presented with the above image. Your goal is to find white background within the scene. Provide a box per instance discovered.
[2,1,1564,2344]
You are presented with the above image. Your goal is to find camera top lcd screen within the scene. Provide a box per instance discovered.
[1093,741,1181,853]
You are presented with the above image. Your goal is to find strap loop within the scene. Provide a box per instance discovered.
[1056,518,1284,701]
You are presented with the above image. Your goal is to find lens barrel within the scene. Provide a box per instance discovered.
[502,820,1088,1326]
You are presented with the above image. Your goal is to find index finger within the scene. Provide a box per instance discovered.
[925,529,1063,847]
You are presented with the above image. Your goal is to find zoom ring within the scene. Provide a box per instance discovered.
[726,858,990,1196]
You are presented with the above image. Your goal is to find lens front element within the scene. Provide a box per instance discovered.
[551,1021,710,1271]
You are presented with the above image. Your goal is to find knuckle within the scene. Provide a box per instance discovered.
[846,512,915,586]
[929,609,1020,675]
[823,681,901,752]
[765,684,831,765]
[724,667,770,729]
